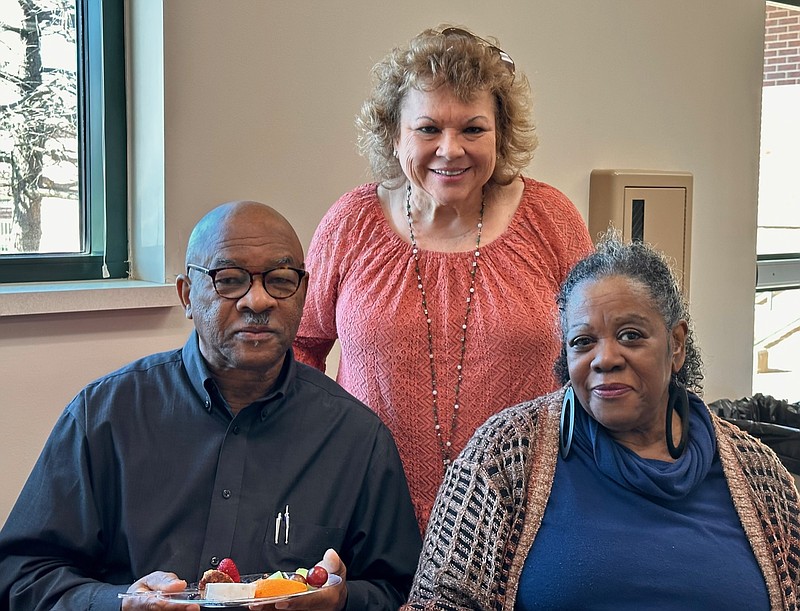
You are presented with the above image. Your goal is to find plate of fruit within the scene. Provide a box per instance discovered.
[119,558,340,607]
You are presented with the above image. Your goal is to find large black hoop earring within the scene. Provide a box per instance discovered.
[665,380,690,459]
[560,386,576,459]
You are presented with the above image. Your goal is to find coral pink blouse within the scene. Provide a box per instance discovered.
[294,178,593,530]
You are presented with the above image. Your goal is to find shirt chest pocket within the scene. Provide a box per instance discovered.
[260,518,346,570]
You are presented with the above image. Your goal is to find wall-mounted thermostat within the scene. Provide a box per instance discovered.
[588,169,693,296]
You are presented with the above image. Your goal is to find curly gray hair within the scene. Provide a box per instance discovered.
[553,232,703,393]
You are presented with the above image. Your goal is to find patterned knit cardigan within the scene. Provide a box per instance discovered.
[402,387,800,611]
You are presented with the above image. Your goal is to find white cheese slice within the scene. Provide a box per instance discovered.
[205,581,258,601]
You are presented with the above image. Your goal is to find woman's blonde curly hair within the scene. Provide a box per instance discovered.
[356,26,538,188]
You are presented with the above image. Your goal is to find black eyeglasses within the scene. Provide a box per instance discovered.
[187,264,307,300]
[440,27,516,80]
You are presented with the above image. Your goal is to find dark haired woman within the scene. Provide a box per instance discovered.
[402,234,800,610]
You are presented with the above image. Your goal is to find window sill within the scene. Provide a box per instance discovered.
[0,279,178,317]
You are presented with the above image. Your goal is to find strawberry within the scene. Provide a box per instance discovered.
[217,557,241,582]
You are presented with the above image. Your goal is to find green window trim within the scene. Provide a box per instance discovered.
[0,0,128,283]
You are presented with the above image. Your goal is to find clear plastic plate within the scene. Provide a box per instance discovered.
[119,573,341,607]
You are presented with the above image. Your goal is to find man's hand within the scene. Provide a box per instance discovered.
[122,571,199,611]
[252,548,347,611]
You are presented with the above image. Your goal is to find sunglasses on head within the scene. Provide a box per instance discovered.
[439,27,516,80]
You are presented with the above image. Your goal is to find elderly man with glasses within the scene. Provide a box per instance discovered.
[0,201,421,611]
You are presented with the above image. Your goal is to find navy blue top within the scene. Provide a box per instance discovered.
[516,393,770,610]
[0,332,421,610]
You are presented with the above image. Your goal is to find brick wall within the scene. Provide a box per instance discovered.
[764,3,800,86]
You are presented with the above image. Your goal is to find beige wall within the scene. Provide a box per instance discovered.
[0,0,765,524]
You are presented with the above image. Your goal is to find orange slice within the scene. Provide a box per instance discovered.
[254,578,308,598]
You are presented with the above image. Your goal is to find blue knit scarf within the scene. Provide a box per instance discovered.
[580,390,715,500]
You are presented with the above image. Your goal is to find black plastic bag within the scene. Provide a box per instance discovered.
[710,393,800,474]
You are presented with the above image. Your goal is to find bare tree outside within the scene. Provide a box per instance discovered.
[0,0,78,254]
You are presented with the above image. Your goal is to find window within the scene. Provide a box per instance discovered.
[0,0,126,283]
[754,2,800,402]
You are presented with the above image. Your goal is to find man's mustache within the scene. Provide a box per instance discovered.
[242,314,270,326]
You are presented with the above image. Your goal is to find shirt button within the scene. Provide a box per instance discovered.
[211,556,220,567]
[222,489,232,499]
[232,425,240,435]
[204,400,211,410]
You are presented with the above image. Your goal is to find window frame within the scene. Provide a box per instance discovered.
[757,0,800,294]
[756,256,800,291]
[0,0,127,283]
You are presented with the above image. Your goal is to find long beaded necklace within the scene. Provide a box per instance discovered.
[405,183,485,470]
